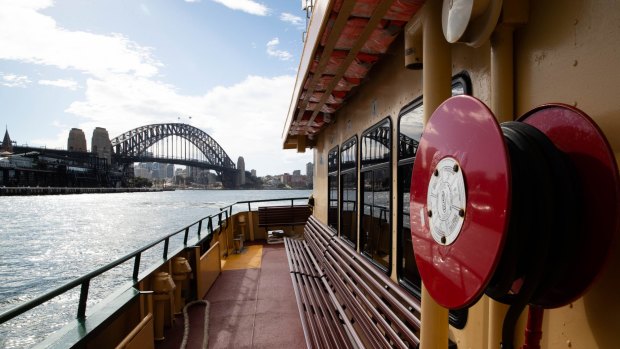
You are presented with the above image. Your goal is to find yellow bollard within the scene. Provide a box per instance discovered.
[171,256,192,314]
[152,272,175,341]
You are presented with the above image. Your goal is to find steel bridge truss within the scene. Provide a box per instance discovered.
[111,123,236,173]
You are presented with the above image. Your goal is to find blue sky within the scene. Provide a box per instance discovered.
[0,0,312,175]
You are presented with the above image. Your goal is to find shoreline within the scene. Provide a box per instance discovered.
[0,187,172,196]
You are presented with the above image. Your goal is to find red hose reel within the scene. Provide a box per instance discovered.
[410,95,620,311]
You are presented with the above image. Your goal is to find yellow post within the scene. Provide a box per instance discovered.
[171,256,192,314]
[152,272,175,341]
[488,2,529,344]
[491,26,516,123]
[420,1,452,347]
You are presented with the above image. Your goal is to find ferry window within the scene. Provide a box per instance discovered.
[328,146,339,231]
[340,137,357,246]
[397,99,423,295]
[360,118,392,272]
[397,75,471,328]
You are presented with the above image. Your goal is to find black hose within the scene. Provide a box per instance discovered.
[483,122,580,349]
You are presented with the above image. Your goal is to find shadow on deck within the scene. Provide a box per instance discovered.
[156,244,305,349]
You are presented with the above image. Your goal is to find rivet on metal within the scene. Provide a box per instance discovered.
[459,209,465,217]
[434,169,439,176]
[453,164,459,172]
[428,210,433,217]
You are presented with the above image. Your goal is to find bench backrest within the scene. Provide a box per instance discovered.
[258,205,312,227]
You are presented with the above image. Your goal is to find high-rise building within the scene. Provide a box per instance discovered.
[251,169,256,177]
[67,128,87,152]
[237,156,246,186]
[306,162,314,185]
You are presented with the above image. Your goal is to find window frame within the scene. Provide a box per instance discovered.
[396,97,423,299]
[339,136,358,247]
[359,117,393,274]
[396,73,472,329]
[327,145,339,232]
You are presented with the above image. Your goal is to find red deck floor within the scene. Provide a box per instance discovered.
[156,244,306,349]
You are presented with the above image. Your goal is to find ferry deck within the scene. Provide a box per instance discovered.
[156,242,305,349]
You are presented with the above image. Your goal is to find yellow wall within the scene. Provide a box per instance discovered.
[309,0,620,347]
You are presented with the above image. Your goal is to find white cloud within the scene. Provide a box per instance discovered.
[184,0,201,2]
[39,78,80,90]
[280,13,304,28]
[55,74,310,174]
[210,0,269,16]
[266,38,292,61]
[0,2,162,79]
[0,1,310,174]
[0,73,31,88]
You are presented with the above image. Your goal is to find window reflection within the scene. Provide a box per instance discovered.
[360,119,391,271]
[396,77,470,328]
[340,137,357,245]
[328,146,338,231]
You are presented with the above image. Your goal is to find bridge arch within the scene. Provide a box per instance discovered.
[111,123,236,171]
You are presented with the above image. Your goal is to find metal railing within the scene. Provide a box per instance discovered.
[0,196,310,327]
[220,196,310,218]
[0,209,232,325]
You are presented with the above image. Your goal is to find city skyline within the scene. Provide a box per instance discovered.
[0,1,313,175]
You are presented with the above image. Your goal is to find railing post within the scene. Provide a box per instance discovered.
[208,217,213,235]
[197,220,202,237]
[163,238,169,260]
[184,227,189,245]
[133,253,141,280]
[77,280,90,320]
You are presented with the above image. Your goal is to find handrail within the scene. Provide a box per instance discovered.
[0,196,308,326]
[219,196,310,219]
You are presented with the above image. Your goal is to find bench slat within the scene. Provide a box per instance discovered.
[258,205,311,228]
[285,216,427,349]
[306,216,422,348]
[285,238,359,349]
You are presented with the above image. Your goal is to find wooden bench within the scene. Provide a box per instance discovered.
[284,216,423,349]
[258,205,312,233]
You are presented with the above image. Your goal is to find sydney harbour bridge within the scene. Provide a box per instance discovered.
[110,123,238,188]
[7,123,239,188]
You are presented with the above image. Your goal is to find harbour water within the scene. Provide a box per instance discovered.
[0,189,311,348]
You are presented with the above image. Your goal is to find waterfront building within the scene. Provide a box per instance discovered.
[281,173,292,187]
[134,166,150,179]
[1,128,13,154]
[67,128,87,152]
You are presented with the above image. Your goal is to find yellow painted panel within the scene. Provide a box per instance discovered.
[197,242,221,299]
[221,245,263,270]
[115,313,154,349]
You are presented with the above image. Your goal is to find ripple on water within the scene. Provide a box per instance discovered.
[0,189,311,347]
